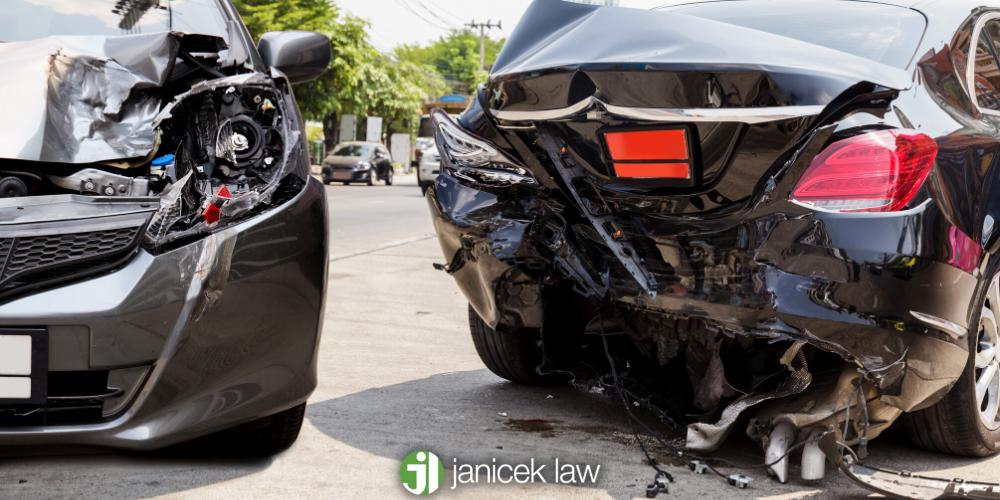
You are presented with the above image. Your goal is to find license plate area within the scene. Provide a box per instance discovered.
[332,171,353,181]
[600,125,699,188]
[0,329,47,405]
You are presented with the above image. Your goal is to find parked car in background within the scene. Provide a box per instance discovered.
[417,142,440,194]
[0,0,331,455]
[321,141,393,186]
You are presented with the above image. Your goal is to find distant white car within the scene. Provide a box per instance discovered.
[417,145,440,195]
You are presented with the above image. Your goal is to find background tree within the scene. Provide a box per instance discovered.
[233,0,442,148]
[395,31,504,94]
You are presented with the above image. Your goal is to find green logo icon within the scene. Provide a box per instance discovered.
[401,450,443,495]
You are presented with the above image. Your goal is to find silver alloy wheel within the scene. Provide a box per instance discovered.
[979,278,1000,429]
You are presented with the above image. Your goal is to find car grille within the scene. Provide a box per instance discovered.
[0,371,111,427]
[0,227,141,302]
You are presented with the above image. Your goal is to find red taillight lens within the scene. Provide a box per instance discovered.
[790,130,938,212]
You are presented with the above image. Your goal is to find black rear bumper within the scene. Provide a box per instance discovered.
[428,172,976,412]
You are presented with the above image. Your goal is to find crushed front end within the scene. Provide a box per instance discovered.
[0,28,327,449]
[427,0,989,492]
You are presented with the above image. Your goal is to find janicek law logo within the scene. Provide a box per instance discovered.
[400,450,444,495]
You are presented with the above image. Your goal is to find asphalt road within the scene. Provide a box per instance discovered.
[2,173,999,499]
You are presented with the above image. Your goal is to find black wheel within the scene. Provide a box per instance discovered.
[385,169,393,186]
[468,304,562,385]
[367,168,375,186]
[904,276,1000,457]
[420,183,428,195]
[341,181,349,186]
[231,403,306,456]
[322,178,331,185]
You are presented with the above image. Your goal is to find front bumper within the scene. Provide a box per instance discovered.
[322,166,371,183]
[0,177,328,449]
[428,172,975,414]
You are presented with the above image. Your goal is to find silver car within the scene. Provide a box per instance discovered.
[417,145,441,195]
[0,0,330,454]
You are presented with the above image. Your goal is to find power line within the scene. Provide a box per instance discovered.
[421,0,465,24]
[410,0,459,29]
[393,0,452,31]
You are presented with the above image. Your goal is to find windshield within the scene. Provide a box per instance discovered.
[0,0,229,42]
[334,145,372,157]
[658,1,926,69]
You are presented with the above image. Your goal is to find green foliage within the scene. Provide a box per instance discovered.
[395,30,504,94]
[232,1,501,144]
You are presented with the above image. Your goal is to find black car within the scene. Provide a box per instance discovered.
[0,0,330,455]
[321,141,394,186]
[428,0,1000,494]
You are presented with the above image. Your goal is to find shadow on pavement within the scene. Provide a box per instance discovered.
[307,369,1000,499]
[308,369,652,497]
[0,433,272,499]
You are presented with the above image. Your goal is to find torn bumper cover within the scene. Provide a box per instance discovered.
[429,162,975,413]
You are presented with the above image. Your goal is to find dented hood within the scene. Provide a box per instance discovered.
[489,0,915,113]
[0,32,224,165]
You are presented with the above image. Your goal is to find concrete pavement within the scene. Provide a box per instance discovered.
[1,173,998,499]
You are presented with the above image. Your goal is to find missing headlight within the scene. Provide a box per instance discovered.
[143,74,302,251]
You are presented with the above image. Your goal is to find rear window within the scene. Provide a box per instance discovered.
[659,1,926,69]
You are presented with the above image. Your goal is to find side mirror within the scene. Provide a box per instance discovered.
[258,31,331,84]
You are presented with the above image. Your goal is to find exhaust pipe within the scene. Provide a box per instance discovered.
[800,431,827,481]
[765,421,796,483]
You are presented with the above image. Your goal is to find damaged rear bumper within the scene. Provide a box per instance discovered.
[428,171,975,426]
[0,178,328,449]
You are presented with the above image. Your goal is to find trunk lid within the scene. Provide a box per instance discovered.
[487,0,923,216]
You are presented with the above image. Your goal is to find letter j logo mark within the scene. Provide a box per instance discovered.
[400,450,443,495]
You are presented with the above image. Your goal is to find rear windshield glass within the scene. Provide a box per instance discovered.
[0,0,229,42]
[659,1,926,69]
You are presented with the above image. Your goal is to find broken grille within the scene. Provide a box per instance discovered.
[0,227,142,301]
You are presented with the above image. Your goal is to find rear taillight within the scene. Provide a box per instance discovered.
[790,129,938,213]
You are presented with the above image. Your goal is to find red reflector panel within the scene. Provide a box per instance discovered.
[605,130,690,161]
[613,163,691,179]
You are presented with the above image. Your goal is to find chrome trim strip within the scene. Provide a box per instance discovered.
[603,103,825,124]
[910,310,967,340]
[490,96,825,124]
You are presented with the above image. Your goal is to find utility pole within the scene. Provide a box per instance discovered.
[465,19,502,70]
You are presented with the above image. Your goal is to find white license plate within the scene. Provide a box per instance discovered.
[332,171,353,180]
[0,335,32,399]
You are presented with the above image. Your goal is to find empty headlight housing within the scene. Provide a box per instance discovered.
[142,75,306,253]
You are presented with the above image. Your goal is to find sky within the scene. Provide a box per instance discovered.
[336,0,667,52]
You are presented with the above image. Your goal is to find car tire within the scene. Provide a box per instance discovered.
[233,403,307,456]
[342,181,350,186]
[385,169,393,186]
[468,304,562,386]
[367,169,375,186]
[420,183,428,195]
[903,276,1000,457]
